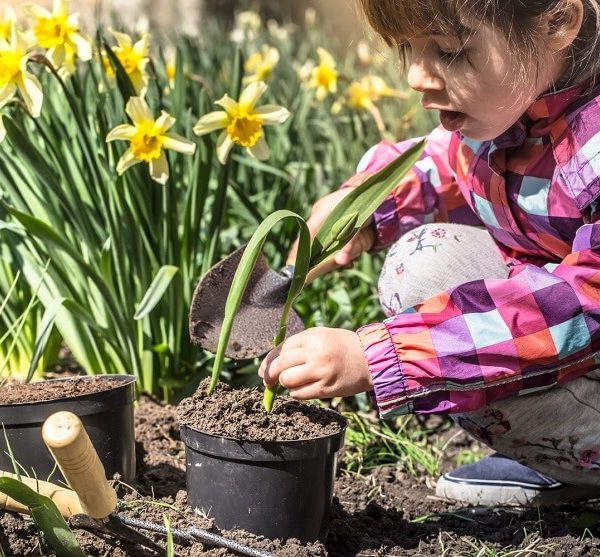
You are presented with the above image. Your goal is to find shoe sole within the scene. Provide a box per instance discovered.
[436,475,600,506]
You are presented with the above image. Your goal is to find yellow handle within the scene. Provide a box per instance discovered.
[0,470,83,518]
[42,411,118,519]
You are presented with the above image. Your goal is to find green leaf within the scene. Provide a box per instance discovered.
[311,139,426,265]
[26,297,66,382]
[134,265,180,320]
[0,202,88,269]
[3,117,62,192]
[209,210,311,396]
[0,477,85,557]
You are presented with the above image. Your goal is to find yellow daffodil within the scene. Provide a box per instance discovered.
[305,7,317,27]
[307,48,338,101]
[24,0,91,70]
[166,60,176,89]
[193,81,290,164]
[356,39,387,67]
[267,19,292,41]
[0,7,16,43]
[347,76,405,111]
[0,27,43,118]
[104,30,150,95]
[106,96,196,185]
[244,45,279,84]
[230,10,262,44]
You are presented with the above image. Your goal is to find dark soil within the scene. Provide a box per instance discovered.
[177,379,346,441]
[2,392,600,556]
[0,376,131,404]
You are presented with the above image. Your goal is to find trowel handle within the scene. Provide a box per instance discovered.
[306,257,343,284]
[0,470,83,518]
[42,411,118,519]
[282,257,344,285]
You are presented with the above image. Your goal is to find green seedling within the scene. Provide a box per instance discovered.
[208,139,426,411]
[0,477,84,557]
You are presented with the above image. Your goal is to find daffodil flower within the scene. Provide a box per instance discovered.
[106,96,196,185]
[243,45,279,84]
[342,76,406,135]
[193,81,290,165]
[24,0,92,70]
[0,6,16,43]
[165,59,176,90]
[307,47,338,101]
[267,19,291,41]
[230,10,261,44]
[0,27,43,118]
[104,30,150,95]
[347,76,404,111]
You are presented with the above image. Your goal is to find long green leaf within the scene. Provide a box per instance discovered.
[134,265,179,320]
[0,477,85,557]
[0,203,88,269]
[26,297,66,382]
[311,139,426,265]
[209,209,311,395]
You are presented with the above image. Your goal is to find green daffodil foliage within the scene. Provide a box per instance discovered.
[208,139,426,411]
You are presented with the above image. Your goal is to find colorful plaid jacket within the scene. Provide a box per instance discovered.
[353,85,600,416]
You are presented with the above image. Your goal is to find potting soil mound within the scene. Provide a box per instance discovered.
[3,394,600,556]
[0,376,130,404]
[177,378,346,441]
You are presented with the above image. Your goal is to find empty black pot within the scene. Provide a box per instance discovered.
[0,375,136,484]
[180,423,346,543]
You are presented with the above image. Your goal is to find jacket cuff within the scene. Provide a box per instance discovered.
[356,321,411,416]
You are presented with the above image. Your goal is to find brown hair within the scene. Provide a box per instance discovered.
[358,0,600,89]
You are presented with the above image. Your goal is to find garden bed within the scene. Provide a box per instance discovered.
[2,394,599,556]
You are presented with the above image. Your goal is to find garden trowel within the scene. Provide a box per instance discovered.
[189,245,339,359]
[40,411,275,557]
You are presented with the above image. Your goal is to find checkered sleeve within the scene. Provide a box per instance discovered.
[343,126,480,252]
[356,223,600,416]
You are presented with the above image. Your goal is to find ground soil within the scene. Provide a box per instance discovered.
[2,388,600,556]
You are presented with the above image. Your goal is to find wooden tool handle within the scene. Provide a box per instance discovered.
[306,257,342,284]
[0,470,83,518]
[42,411,117,519]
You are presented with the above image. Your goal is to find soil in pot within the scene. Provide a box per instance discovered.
[176,379,346,441]
[0,376,129,404]
[0,375,136,484]
[177,379,347,542]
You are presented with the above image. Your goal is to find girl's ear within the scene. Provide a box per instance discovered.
[544,0,584,52]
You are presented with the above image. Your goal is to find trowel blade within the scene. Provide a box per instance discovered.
[189,245,305,359]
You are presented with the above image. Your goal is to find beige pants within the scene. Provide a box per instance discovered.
[378,223,600,486]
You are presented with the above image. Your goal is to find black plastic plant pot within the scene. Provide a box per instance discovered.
[0,375,136,484]
[180,424,346,543]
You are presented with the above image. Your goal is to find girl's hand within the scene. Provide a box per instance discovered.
[287,189,376,269]
[258,327,373,400]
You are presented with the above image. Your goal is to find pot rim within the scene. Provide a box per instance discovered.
[180,422,346,461]
[0,374,136,408]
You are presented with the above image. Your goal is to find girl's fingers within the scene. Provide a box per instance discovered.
[258,345,282,379]
[278,363,318,391]
[260,347,307,387]
[286,381,324,400]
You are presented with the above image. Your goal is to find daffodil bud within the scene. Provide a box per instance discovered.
[330,211,360,244]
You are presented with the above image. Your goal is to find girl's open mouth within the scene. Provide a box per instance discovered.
[439,110,466,132]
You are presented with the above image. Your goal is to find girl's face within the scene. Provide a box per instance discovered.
[403,24,566,141]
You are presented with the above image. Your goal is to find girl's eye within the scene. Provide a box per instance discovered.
[436,46,465,63]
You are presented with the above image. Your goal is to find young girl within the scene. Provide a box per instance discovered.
[259,0,600,506]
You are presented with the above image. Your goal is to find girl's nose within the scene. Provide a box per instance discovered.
[407,60,444,92]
